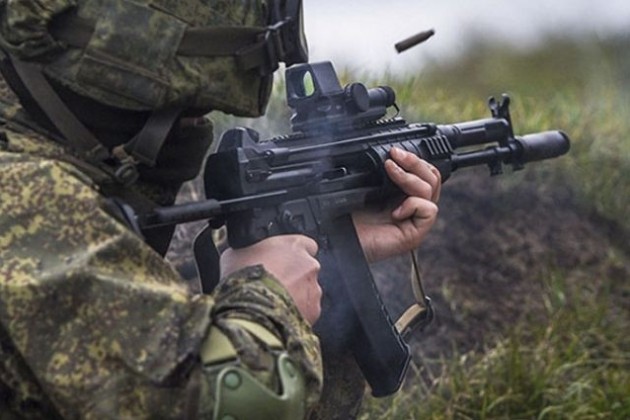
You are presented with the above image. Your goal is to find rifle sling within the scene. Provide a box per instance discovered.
[394,251,434,337]
[7,56,184,184]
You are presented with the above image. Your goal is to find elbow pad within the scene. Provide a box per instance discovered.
[201,320,307,420]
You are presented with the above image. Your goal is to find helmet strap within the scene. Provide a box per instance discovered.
[7,57,110,162]
[120,105,184,168]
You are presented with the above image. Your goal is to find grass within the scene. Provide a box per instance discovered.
[359,261,630,419]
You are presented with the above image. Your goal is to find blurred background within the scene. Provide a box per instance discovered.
[305,0,630,75]
[302,2,630,418]
[170,2,630,418]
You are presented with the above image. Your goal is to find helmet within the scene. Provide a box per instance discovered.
[0,0,308,117]
[0,0,307,183]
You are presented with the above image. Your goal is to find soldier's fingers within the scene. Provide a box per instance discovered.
[268,234,319,257]
[294,235,319,257]
[387,148,441,201]
[392,196,439,223]
[385,158,434,201]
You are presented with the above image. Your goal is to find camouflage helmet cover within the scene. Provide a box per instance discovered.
[0,0,293,117]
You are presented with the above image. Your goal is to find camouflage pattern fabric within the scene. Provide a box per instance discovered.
[0,80,322,417]
[0,0,273,116]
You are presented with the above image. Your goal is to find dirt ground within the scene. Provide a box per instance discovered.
[370,167,630,362]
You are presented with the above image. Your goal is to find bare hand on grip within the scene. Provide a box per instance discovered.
[220,235,322,325]
[353,147,441,263]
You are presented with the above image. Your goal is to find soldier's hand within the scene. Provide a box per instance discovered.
[353,147,441,262]
[220,235,322,325]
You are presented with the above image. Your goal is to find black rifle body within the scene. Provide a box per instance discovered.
[139,62,570,397]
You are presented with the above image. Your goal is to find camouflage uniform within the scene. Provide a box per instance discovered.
[0,0,323,417]
[0,73,322,420]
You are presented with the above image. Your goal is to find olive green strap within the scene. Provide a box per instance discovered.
[228,318,283,349]
[9,58,109,162]
[201,319,283,366]
[201,327,239,365]
[8,57,185,185]
[122,105,183,167]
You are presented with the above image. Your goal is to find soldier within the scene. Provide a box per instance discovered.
[0,0,440,418]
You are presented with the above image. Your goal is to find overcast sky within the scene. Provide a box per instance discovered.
[303,0,630,74]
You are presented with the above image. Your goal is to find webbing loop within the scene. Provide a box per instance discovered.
[395,251,434,337]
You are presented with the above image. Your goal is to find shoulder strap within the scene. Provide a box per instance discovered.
[9,58,109,162]
[2,55,184,186]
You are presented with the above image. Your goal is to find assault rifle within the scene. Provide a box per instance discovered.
[137,61,570,397]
